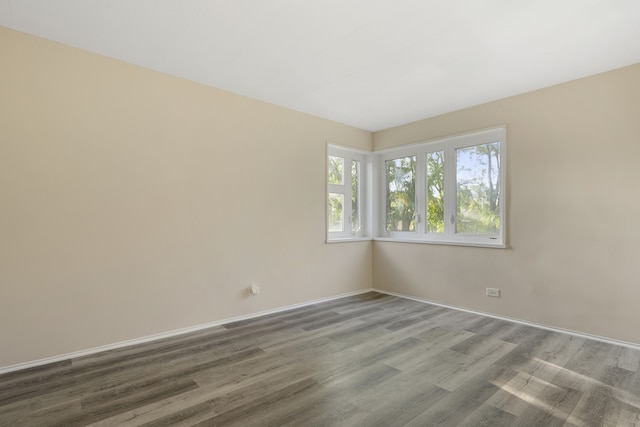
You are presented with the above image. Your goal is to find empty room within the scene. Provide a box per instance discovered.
[2,1,640,425]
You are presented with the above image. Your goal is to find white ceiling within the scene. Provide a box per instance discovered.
[2,0,640,131]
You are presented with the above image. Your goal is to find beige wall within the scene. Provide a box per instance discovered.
[0,27,372,368]
[374,64,640,344]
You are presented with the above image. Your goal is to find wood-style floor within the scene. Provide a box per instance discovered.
[2,292,640,426]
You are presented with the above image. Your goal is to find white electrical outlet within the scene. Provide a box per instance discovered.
[486,287,500,298]
[249,284,260,296]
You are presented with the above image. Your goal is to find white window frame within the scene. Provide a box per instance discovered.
[327,144,371,242]
[374,126,507,248]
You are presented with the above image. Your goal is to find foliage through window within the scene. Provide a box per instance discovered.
[426,151,445,233]
[456,142,501,234]
[375,127,506,247]
[385,156,416,232]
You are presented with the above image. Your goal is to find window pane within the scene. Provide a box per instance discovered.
[328,156,344,185]
[351,160,361,233]
[328,193,344,232]
[456,142,500,234]
[386,156,416,232]
[426,151,445,233]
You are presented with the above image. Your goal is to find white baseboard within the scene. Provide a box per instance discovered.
[375,288,640,351]
[0,288,374,375]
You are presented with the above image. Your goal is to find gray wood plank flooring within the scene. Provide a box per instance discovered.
[2,292,640,426]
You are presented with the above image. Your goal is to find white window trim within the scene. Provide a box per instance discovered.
[326,144,372,243]
[373,126,507,248]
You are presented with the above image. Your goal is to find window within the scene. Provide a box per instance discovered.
[375,126,506,247]
[385,155,416,232]
[327,145,370,241]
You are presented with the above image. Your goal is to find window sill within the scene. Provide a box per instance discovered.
[326,237,373,244]
[373,237,506,249]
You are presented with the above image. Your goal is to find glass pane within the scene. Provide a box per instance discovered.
[385,156,416,232]
[328,193,344,232]
[456,142,500,234]
[426,151,445,233]
[351,160,360,233]
[328,156,344,185]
